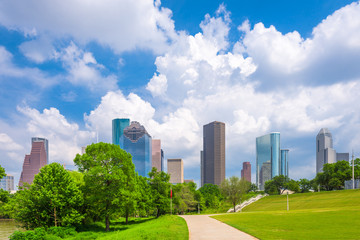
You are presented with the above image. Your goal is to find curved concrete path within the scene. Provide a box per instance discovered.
[180,215,258,240]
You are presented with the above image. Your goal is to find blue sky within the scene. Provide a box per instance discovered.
[1,0,360,188]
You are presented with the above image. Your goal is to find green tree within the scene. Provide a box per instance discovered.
[199,183,223,208]
[286,179,300,193]
[315,160,352,190]
[299,178,311,193]
[74,143,136,231]
[148,168,171,217]
[220,176,250,213]
[136,175,153,216]
[172,183,197,214]
[248,183,258,192]
[0,165,5,179]
[265,175,299,194]
[13,163,83,229]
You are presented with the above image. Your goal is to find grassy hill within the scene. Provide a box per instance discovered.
[213,190,360,240]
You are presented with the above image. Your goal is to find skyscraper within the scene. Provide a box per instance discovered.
[202,121,225,186]
[152,139,162,172]
[112,118,130,148]
[281,149,289,177]
[167,159,184,184]
[0,175,14,192]
[241,162,251,182]
[123,121,152,177]
[32,137,49,164]
[316,128,349,173]
[256,133,289,190]
[19,138,48,187]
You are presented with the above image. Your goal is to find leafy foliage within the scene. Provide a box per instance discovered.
[148,168,171,217]
[74,142,136,231]
[220,176,250,213]
[199,184,223,208]
[315,159,360,190]
[13,163,83,229]
[265,175,300,195]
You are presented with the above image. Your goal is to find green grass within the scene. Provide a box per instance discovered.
[64,215,188,240]
[212,190,360,240]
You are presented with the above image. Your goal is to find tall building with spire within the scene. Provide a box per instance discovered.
[316,128,349,173]
[123,121,152,177]
[201,121,225,186]
[19,138,48,187]
[112,118,130,148]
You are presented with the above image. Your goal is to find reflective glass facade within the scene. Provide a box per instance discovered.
[256,133,280,190]
[281,149,289,177]
[112,118,130,148]
[123,121,152,177]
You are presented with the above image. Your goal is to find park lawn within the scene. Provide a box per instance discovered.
[65,215,188,240]
[212,190,360,240]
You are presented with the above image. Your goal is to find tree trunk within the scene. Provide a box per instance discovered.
[233,203,236,213]
[54,207,57,227]
[105,215,110,231]
[156,208,160,218]
[126,209,129,225]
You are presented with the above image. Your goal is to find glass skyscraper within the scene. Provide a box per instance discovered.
[112,118,130,148]
[123,121,152,177]
[256,132,289,190]
[280,149,289,177]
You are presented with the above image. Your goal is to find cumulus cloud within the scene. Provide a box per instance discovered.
[56,42,118,92]
[0,0,177,54]
[17,106,95,165]
[146,73,168,97]
[0,133,23,151]
[236,1,360,89]
[0,46,58,87]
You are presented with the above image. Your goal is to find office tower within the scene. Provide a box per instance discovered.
[280,149,289,177]
[336,152,349,162]
[112,118,130,148]
[19,139,48,187]
[202,121,225,186]
[241,162,251,182]
[167,159,184,184]
[200,150,204,187]
[256,132,289,190]
[0,175,14,191]
[316,128,336,173]
[152,139,162,172]
[161,149,164,172]
[32,137,49,164]
[123,121,152,177]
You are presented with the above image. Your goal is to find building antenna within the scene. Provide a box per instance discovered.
[352,149,355,189]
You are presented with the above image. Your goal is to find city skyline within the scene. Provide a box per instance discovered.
[1,1,360,187]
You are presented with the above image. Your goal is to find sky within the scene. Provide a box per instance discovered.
[1,0,360,188]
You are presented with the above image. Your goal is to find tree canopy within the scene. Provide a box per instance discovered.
[220,176,250,213]
[13,163,83,229]
[74,142,136,231]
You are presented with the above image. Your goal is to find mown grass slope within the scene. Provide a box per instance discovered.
[213,190,360,240]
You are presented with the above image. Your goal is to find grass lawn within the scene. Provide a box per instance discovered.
[212,190,360,240]
[65,215,188,240]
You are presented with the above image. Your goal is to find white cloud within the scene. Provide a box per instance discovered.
[0,0,177,54]
[17,106,95,165]
[0,46,58,87]
[19,36,55,63]
[0,133,23,151]
[84,90,156,141]
[56,42,118,92]
[146,73,168,97]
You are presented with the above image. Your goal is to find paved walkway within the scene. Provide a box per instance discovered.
[180,215,258,240]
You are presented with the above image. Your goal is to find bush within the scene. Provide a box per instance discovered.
[48,226,77,238]
[9,227,76,240]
